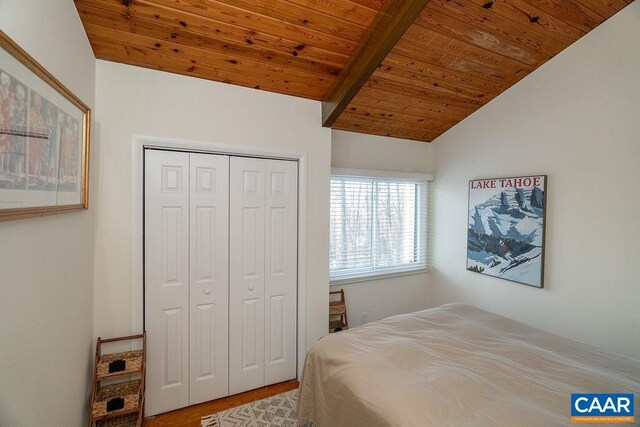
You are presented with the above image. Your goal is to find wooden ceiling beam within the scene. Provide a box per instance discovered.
[321,0,431,127]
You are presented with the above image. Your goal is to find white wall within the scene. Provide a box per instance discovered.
[0,1,96,425]
[93,61,331,359]
[331,130,432,326]
[430,2,640,359]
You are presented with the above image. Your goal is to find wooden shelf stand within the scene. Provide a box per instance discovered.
[89,333,146,427]
[329,289,349,333]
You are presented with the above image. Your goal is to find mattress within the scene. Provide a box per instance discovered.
[297,304,640,426]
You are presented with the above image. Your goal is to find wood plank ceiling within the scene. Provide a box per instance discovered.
[75,0,384,100]
[331,0,634,141]
[75,0,633,142]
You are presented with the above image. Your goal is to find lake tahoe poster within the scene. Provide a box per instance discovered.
[467,175,547,288]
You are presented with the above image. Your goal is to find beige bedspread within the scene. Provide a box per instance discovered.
[298,304,640,426]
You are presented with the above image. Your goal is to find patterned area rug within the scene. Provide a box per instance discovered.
[201,389,298,427]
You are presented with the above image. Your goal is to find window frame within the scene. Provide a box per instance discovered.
[329,168,433,285]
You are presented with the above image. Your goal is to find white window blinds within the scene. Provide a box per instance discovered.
[330,172,428,283]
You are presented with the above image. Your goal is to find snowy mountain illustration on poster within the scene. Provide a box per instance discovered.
[467,175,547,288]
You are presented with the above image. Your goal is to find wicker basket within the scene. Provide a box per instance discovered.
[329,301,346,316]
[96,412,140,427]
[92,380,141,419]
[96,351,144,380]
[329,320,348,332]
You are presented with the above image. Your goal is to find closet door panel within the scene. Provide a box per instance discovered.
[265,160,298,384]
[229,157,266,395]
[189,153,229,405]
[145,150,190,416]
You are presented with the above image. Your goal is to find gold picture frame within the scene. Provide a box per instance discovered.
[0,30,90,221]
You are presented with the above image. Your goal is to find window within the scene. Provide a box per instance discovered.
[329,169,429,283]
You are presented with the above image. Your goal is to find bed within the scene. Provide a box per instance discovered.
[298,304,640,426]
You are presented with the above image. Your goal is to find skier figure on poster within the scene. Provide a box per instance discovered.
[500,239,513,261]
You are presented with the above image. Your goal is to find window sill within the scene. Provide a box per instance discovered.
[330,268,428,286]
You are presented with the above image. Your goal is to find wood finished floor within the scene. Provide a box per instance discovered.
[144,380,300,427]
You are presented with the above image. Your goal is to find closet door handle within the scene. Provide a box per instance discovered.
[248,285,254,291]
[204,288,211,295]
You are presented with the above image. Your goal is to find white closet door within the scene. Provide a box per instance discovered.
[146,151,297,408]
[229,157,266,395]
[145,149,190,416]
[189,153,229,405]
[264,160,298,384]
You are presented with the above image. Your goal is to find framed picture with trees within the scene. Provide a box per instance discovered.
[467,175,547,288]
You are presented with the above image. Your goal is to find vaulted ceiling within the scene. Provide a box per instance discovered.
[75,0,633,142]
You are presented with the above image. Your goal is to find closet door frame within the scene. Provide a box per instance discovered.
[131,136,309,382]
